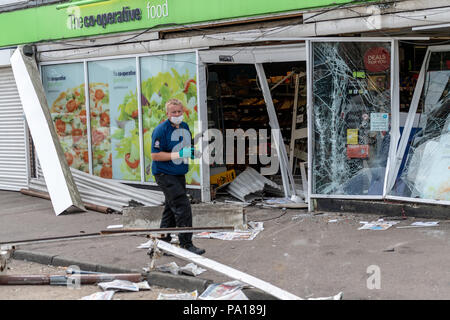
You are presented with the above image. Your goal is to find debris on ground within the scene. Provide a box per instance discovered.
[256,197,307,209]
[157,290,198,300]
[396,221,440,229]
[227,167,283,202]
[194,222,264,241]
[358,219,400,231]
[223,200,253,207]
[97,279,148,292]
[156,262,206,277]
[80,291,115,300]
[106,224,123,229]
[156,239,307,300]
[292,213,313,221]
[198,280,248,300]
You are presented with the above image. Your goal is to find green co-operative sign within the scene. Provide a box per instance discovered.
[0,0,373,47]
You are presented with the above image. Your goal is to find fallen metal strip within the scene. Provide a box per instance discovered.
[156,239,302,300]
[11,46,85,216]
[20,188,119,215]
[0,273,142,285]
[100,226,235,235]
[0,226,235,247]
[157,240,343,300]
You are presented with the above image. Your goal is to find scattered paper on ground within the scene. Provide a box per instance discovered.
[199,281,248,300]
[98,280,139,292]
[137,239,155,249]
[136,281,152,290]
[80,291,115,300]
[156,262,206,276]
[307,292,344,300]
[106,224,123,229]
[255,197,307,209]
[411,221,439,227]
[194,222,263,241]
[397,221,440,229]
[358,219,399,230]
[212,289,249,300]
[157,290,198,300]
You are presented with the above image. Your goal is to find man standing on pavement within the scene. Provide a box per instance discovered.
[151,98,205,255]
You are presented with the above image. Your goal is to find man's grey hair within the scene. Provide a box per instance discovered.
[165,98,184,113]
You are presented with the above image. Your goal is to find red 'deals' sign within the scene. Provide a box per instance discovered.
[364,47,390,72]
[347,145,369,159]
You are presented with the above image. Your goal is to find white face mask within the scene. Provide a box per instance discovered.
[170,115,183,125]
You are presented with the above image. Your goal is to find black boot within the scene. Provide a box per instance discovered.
[182,244,205,255]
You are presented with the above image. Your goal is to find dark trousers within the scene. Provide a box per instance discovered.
[154,173,193,247]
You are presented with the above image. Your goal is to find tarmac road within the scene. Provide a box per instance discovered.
[1,190,449,300]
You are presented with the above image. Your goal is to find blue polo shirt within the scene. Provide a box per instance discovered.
[151,119,191,175]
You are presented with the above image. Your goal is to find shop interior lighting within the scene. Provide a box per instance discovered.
[56,0,110,10]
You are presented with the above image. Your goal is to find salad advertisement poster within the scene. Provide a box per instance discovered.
[140,52,200,185]
[42,52,199,185]
[88,58,139,181]
[42,63,89,173]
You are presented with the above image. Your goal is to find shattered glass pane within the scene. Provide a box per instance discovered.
[390,51,450,201]
[311,42,392,195]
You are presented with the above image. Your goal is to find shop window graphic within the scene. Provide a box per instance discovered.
[88,58,139,181]
[42,63,89,173]
[140,52,200,185]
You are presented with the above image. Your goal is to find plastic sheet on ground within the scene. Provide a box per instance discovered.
[98,280,145,292]
[194,222,264,241]
[358,219,399,230]
[156,262,206,277]
[137,239,155,249]
[80,291,115,300]
[256,197,307,208]
[157,290,198,300]
[397,221,440,229]
[199,280,249,300]
[411,221,439,227]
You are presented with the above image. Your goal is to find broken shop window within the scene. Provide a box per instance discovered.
[311,42,392,195]
[389,51,450,201]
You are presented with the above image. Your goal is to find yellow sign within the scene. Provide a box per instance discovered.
[210,169,236,187]
[347,129,358,145]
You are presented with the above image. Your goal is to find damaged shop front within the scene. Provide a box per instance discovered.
[0,0,449,214]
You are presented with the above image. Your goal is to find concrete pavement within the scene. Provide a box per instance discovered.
[1,190,449,300]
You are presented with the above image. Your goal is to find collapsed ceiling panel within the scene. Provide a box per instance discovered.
[10,46,85,215]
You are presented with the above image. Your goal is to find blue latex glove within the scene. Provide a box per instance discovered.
[179,147,195,159]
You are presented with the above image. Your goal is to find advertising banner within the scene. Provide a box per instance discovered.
[88,58,139,180]
[140,52,200,185]
[0,0,375,47]
[42,63,89,173]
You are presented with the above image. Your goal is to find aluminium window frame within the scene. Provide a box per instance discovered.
[306,38,401,206]
[385,44,450,206]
